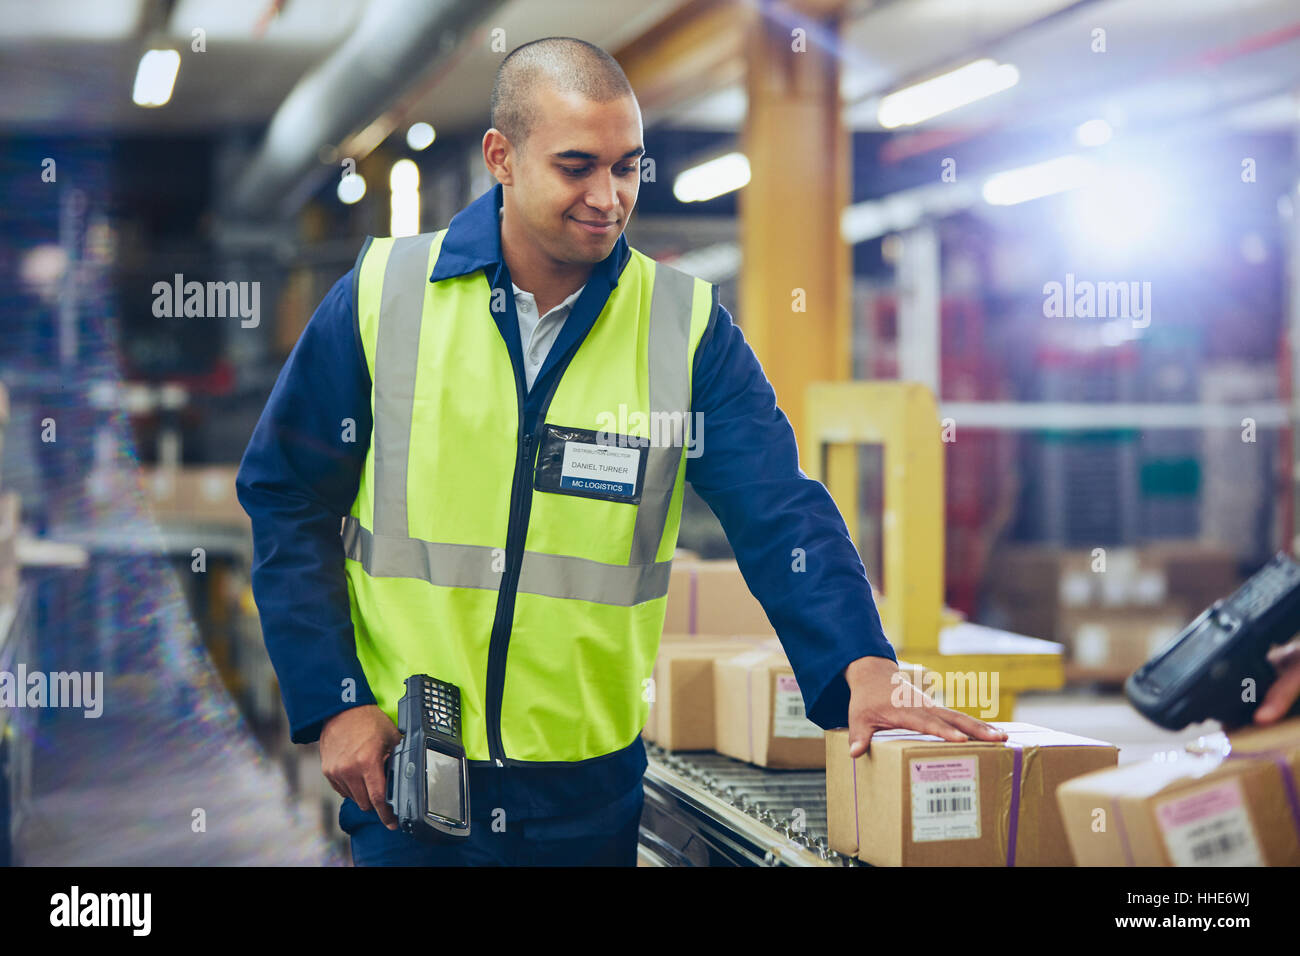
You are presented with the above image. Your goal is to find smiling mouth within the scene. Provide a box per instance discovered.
[573,217,617,228]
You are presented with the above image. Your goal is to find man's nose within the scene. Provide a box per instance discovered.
[585,173,619,217]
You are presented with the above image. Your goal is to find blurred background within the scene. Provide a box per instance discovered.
[2,0,1299,865]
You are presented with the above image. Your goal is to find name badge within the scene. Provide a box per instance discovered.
[534,424,648,504]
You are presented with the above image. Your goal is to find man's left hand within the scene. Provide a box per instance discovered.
[844,656,1008,759]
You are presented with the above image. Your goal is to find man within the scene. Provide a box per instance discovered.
[236,37,1005,868]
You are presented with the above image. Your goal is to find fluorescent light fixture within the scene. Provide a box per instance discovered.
[132,49,181,108]
[982,154,1094,206]
[877,59,1019,129]
[406,123,436,151]
[1075,119,1113,147]
[338,173,366,204]
[673,153,750,203]
[390,159,420,237]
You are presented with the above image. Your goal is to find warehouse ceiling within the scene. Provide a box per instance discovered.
[5,0,1300,138]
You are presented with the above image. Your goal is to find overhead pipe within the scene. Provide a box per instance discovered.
[222,0,505,223]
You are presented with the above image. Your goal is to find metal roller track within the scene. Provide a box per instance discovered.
[637,742,863,867]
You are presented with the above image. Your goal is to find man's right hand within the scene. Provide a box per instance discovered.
[320,705,402,830]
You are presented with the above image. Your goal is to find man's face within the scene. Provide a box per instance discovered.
[504,85,643,267]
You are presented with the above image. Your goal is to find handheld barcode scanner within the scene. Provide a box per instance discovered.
[385,674,471,841]
[1126,552,1300,731]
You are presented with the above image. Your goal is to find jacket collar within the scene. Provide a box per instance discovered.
[429,181,629,290]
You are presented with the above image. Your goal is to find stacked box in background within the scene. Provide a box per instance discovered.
[826,722,1119,865]
[140,465,247,526]
[984,542,1238,682]
[643,636,778,750]
[713,646,825,769]
[1057,717,1300,866]
[664,559,776,637]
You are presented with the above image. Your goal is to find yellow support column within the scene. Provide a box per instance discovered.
[805,381,1064,718]
[805,382,942,654]
[739,1,853,444]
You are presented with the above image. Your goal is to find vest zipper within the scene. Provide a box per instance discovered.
[481,281,604,768]
[484,426,534,767]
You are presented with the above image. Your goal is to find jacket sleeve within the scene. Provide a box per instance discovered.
[235,266,377,744]
[684,301,897,730]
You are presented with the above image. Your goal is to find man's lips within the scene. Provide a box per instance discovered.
[572,217,617,233]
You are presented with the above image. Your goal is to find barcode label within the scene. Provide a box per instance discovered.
[911,758,980,842]
[1156,779,1263,867]
[773,676,823,739]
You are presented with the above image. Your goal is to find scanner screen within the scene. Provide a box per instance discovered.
[425,748,465,826]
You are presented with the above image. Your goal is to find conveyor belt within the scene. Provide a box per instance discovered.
[638,742,862,866]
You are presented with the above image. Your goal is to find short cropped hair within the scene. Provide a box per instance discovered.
[490,37,634,153]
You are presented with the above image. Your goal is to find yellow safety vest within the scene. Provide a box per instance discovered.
[342,230,715,765]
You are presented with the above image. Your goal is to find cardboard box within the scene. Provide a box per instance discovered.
[712,647,827,768]
[1142,540,1240,611]
[827,722,1119,866]
[1059,602,1188,682]
[142,466,247,526]
[1057,718,1300,866]
[644,637,773,750]
[987,543,1238,644]
[664,559,775,636]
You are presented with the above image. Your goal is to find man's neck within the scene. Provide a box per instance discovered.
[500,204,591,315]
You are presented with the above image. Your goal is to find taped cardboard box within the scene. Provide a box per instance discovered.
[664,559,775,637]
[712,647,829,768]
[1058,717,1300,866]
[643,637,776,750]
[826,722,1118,866]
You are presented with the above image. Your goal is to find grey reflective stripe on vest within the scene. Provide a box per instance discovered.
[342,516,502,589]
[372,232,437,538]
[628,261,695,566]
[351,241,696,605]
[342,515,671,606]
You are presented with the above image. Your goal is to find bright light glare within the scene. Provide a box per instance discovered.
[982,155,1095,206]
[407,122,436,151]
[338,173,366,204]
[133,49,181,107]
[877,59,1019,129]
[673,153,750,203]
[1075,119,1113,147]
[390,159,420,237]
[1067,166,1170,256]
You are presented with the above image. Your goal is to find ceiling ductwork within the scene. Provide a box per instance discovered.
[222,0,506,223]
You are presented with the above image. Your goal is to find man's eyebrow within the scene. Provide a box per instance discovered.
[552,147,646,161]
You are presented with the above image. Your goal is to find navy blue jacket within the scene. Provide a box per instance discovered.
[236,182,895,819]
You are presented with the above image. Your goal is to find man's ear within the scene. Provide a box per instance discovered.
[483,129,515,187]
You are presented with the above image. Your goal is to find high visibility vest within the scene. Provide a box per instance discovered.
[342,230,716,765]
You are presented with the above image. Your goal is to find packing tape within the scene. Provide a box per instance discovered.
[1006,741,1024,867]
